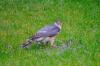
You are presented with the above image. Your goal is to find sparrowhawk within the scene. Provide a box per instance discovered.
[22,20,61,48]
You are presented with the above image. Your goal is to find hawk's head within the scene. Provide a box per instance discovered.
[54,20,61,29]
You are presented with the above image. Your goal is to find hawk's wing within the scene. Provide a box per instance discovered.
[34,25,60,38]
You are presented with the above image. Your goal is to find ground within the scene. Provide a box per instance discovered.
[0,0,100,66]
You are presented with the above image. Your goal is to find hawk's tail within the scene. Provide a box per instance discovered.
[21,36,39,48]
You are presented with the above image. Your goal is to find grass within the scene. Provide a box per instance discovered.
[0,0,100,66]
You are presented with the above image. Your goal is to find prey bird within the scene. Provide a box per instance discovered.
[22,20,61,48]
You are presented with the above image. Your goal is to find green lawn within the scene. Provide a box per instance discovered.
[0,0,99,66]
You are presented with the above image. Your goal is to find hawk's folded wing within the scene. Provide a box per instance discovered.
[35,25,60,38]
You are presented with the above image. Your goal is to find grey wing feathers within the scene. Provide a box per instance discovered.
[36,25,60,37]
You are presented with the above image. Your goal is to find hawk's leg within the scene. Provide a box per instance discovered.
[49,37,56,48]
[43,37,56,47]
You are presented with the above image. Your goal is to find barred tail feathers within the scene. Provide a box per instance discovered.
[22,36,39,48]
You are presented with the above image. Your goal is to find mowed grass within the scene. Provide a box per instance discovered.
[0,0,100,66]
